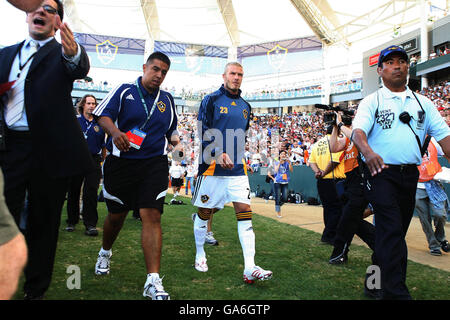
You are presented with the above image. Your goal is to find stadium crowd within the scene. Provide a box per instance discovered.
[419,81,450,112]
[172,111,330,171]
[74,77,362,103]
[173,78,450,170]
[168,78,362,101]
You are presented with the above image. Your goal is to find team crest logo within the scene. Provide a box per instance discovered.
[96,40,118,65]
[267,44,288,70]
[94,125,100,132]
[200,195,209,203]
[243,109,248,119]
[157,101,166,113]
[231,101,237,106]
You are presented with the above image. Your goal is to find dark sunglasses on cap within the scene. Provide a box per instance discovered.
[42,4,58,15]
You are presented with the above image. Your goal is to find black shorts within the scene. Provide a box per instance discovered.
[171,177,184,187]
[102,155,169,214]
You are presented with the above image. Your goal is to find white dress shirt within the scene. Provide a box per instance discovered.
[5,37,81,131]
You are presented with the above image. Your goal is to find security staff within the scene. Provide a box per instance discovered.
[66,94,106,236]
[352,45,450,300]
[308,126,346,244]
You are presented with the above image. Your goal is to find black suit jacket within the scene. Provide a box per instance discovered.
[0,38,95,178]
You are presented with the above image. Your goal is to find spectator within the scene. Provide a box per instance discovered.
[273,150,293,218]
[184,161,197,196]
[415,136,450,256]
[169,160,186,204]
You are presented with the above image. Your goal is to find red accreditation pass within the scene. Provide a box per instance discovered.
[125,128,147,150]
[0,80,16,96]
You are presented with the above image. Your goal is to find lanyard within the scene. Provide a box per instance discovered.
[16,46,38,79]
[135,79,160,131]
[83,119,94,137]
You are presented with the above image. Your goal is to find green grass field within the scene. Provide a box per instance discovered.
[14,195,450,300]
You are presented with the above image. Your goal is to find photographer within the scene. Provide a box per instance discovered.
[308,125,345,244]
[328,112,376,274]
[273,150,293,218]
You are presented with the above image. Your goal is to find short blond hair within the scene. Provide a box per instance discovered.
[224,62,243,74]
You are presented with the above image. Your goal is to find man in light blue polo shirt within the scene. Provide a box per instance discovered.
[352,45,450,300]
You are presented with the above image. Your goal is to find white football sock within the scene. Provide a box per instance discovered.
[145,273,160,286]
[194,216,208,260]
[99,247,111,256]
[238,220,256,270]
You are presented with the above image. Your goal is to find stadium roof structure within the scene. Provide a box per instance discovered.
[59,0,448,49]
[0,0,448,52]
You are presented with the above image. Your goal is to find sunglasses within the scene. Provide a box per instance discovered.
[42,4,58,15]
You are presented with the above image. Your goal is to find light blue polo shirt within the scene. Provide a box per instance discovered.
[352,86,450,165]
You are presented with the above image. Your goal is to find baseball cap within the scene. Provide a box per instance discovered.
[378,45,408,67]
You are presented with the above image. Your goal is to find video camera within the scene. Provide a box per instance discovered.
[314,104,355,126]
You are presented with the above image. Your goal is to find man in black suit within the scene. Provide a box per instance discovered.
[0,0,93,299]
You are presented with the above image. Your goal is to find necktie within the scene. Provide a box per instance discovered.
[5,40,39,126]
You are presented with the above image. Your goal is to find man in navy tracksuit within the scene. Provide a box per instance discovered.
[92,52,178,300]
[65,94,105,236]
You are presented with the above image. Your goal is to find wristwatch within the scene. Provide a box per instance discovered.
[337,122,345,130]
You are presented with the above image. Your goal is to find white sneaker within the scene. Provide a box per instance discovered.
[95,251,112,275]
[243,266,273,284]
[143,275,170,300]
[194,257,208,272]
[205,231,218,246]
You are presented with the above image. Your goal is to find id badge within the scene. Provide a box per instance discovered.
[0,80,16,95]
[126,128,147,150]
